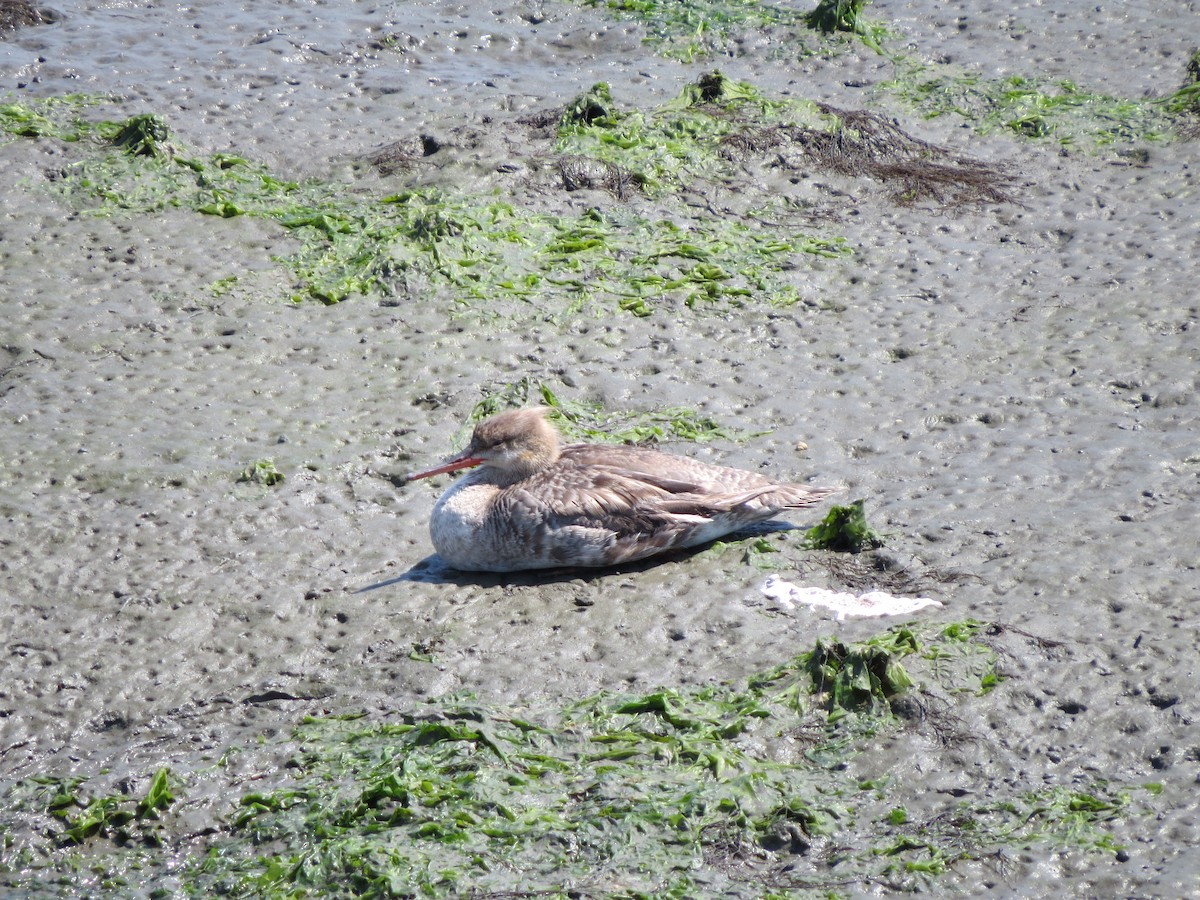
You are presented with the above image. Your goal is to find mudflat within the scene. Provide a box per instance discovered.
[1,1,1197,895]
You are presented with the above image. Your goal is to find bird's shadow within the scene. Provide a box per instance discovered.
[350,520,800,591]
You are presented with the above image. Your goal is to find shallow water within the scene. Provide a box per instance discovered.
[2,0,1198,895]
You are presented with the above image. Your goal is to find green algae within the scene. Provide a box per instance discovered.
[238,458,285,487]
[582,0,819,62]
[804,0,887,49]
[2,82,851,312]
[1164,49,1200,115]
[553,74,821,197]
[1,624,1155,898]
[467,378,769,446]
[2,74,1029,316]
[881,66,1191,146]
[104,113,172,158]
[549,73,1018,211]
[550,72,1015,208]
[922,620,1003,697]
[0,93,107,141]
[13,768,176,849]
[581,0,886,61]
[804,628,917,721]
[573,1,1197,147]
[804,499,885,553]
[804,0,869,35]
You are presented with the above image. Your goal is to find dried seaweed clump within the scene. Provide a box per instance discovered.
[805,548,976,598]
[718,125,788,158]
[727,104,1019,207]
[809,104,1017,205]
[516,107,562,138]
[556,154,641,198]
[366,136,430,176]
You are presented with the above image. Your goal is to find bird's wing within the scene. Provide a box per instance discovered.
[496,462,773,540]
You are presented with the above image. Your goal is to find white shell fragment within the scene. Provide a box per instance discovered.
[761,574,944,622]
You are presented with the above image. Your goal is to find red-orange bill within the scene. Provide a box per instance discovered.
[403,455,484,482]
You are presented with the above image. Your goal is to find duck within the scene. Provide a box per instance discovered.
[404,407,834,572]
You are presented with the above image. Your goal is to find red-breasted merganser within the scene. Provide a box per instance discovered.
[404,407,834,572]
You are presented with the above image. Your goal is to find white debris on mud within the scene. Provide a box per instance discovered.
[761,574,943,621]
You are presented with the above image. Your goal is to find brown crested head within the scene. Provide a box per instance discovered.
[404,407,562,483]
[463,406,561,480]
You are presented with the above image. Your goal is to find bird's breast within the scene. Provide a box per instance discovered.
[427,478,507,566]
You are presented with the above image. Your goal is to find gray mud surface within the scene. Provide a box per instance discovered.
[1,1,1198,895]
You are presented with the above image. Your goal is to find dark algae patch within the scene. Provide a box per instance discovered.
[1,627,1157,898]
[0,0,60,35]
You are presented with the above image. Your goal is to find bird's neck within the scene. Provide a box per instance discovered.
[495,442,560,484]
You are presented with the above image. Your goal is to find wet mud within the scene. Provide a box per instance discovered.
[1,0,1198,895]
